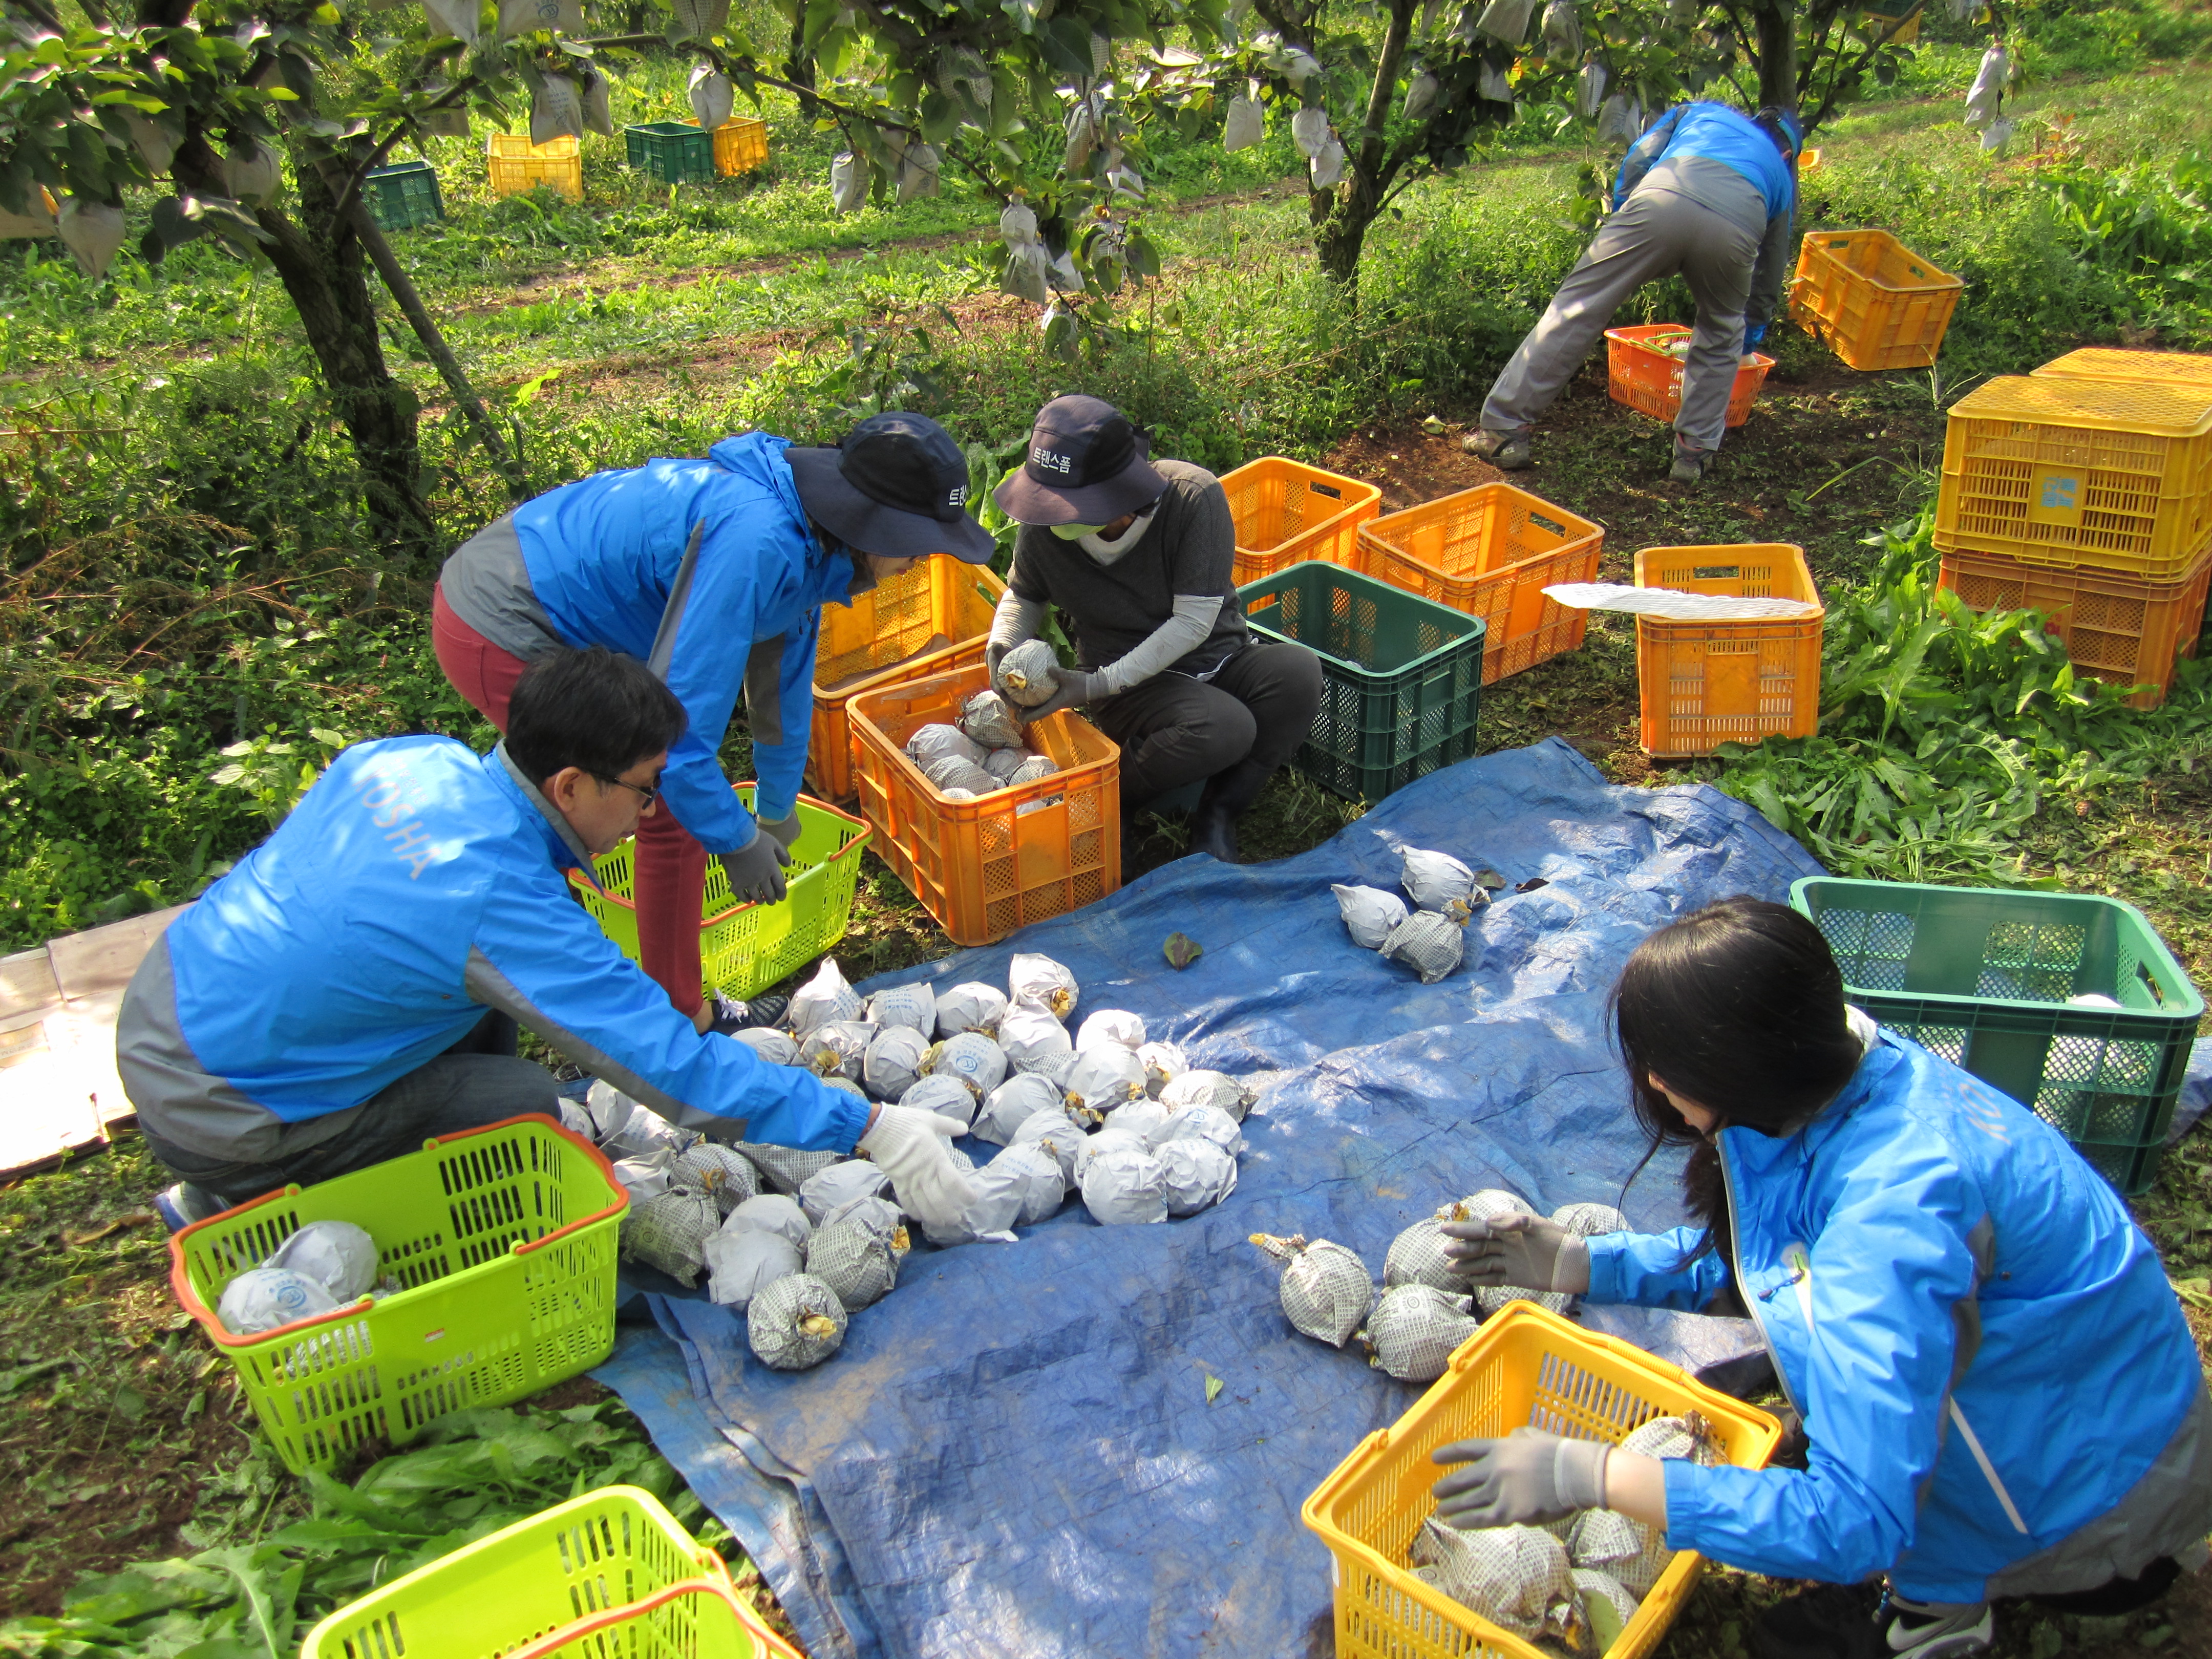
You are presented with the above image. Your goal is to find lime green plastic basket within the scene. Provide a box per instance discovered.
[168,1115,627,1475]
[568,786,871,1001]
[300,1485,797,1659]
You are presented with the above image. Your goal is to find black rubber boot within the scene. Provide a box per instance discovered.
[1189,759,1273,864]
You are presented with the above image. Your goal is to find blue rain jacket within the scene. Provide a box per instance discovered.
[157,734,868,1151]
[513,433,859,853]
[1612,101,1795,219]
[1585,1031,2200,1602]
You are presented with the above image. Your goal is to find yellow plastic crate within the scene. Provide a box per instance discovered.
[689,115,769,176]
[1303,1303,1783,1659]
[1789,229,1962,372]
[1934,375,2212,580]
[488,132,583,200]
[1634,544,1824,758]
[2035,348,2212,390]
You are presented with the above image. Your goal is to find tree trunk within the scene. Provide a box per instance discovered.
[1752,1,1799,111]
[1312,0,1418,291]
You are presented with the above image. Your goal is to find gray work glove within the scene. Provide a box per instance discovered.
[1441,1213,1591,1293]
[1018,665,1103,724]
[720,830,792,904]
[1430,1427,1611,1528]
[759,813,804,850]
[985,639,1014,693]
[857,1104,977,1236]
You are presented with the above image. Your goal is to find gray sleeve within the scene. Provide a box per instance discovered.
[1748,204,1795,330]
[1095,594,1222,696]
[989,587,1047,653]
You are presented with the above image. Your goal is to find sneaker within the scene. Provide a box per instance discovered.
[1877,1596,1991,1658]
[1669,449,1712,483]
[154,1181,229,1234]
[1464,428,1533,470]
[708,992,789,1035]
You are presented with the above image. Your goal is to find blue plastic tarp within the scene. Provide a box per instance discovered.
[595,738,1824,1659]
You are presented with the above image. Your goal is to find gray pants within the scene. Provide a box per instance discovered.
[1481,184,1761,456]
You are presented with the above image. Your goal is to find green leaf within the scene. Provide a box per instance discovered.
[1162,931,1202,970]
[1203,1373,1223,1403]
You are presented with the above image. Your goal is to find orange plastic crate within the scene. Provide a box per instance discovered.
[1934,375,2212,580]
[1634,543,1825,758]
[1357,483,1604,683]
[1604,325,1775,428]
[487,132,583,200]
[806,556,1006,801]
[848,661,1120,947]
[1938,543,2211,710]
[688,115,769,176]
[1219,457,1382,584]
[1789,229,1962,371]
[2035,348,2212,390]
[1302,1302,1783,1659]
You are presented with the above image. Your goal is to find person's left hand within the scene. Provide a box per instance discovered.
[1430,1428,1610,1528]
[1019,665,1102,723]
[857,1104,977,1236]
[759,814,804,849]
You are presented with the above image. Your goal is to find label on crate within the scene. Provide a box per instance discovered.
[2027,469,2087,528]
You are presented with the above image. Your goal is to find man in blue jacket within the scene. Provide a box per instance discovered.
[1466,101,1802,483]
[121,647,976,1236]
[434,412,992,1028]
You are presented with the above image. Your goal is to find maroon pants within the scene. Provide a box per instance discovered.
[432,584,708,1018]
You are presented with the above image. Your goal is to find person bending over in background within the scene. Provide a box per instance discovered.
[434,411,994,1032]
[1467,101,1801,484]
[986,394,1323,864]
[1428,898,2209,1659]
[122,647,974,1240]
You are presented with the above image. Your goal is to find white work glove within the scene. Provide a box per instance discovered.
[857,1104,976,1236]
[1440,1213,1591,1293]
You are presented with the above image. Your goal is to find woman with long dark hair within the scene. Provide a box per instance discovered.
[1429,898,2209,1659]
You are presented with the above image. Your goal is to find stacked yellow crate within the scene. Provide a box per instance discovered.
[1933,355,2212,708]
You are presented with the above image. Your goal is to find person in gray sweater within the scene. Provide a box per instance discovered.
[987,396,1323,864]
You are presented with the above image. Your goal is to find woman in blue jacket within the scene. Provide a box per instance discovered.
[1431,898,2210,1659]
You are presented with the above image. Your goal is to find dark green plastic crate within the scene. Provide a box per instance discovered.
[364,161,444,232]
[1790,878,2204,1195]
[624,121,716,185]
[1240,563,1484,802]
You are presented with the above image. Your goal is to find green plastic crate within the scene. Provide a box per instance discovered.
[1791,878,2205,1195]
[1240,563,1485,802]
[299,1486,785,1659]
[568,786,870,999]
[364,159,445,231]
[168,1116,626,1475]
[625,120,717,185]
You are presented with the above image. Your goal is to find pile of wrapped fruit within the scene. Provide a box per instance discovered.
[1253,1192,1711,1647]
[570,952,1256,1372]
[901,670,1061,802]
[1330,845,1512,984]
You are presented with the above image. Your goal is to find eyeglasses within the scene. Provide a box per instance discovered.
[595,771,663,808]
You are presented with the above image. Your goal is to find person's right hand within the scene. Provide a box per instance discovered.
[720,831,792,905]
[1440,1213,1590,1293]
[857,1104,977,1236]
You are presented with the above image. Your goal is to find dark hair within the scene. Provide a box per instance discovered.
[506,646,687,790]
[1753,104,1802,160]
[1611,897,1864,1264]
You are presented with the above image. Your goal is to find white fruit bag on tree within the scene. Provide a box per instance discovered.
[1000,999,1074,1075]
[732,1028,799,1066]
[671,1143,759,1215]
[1081,1143,1169,1224]
[1002,241,1051,304]
[863,1025,931,1101]
[1223,94,1264,152]
[806,1216,901,1308]
[975,1072,1065,1143]
[831,152,868,215]
[999,202,1039,252]
[1402,69,1438,122]
[1291,104,1331,160]
[1540,0,1582,59]
[797,1159,893,1225]
[580,68,614,138]
[704,1227,800,1309]
[669,0,732,36]
[219,1267,340,1335]
[1598,93,1644,143]
[1333,883,1410,948]
[934,982,1007,1038]
[223,140,282,203]
[866,982,936,1035]
[1479,60,1513,102]
[1476,0,1534,42]
[749,1272,847,1369]
[1159,1139,1238,1216]
[724,1193,811,1249]
[1310,136,1346,188]
[1063,99,1097,172]
[421,0,480,44]
[500,0,584,36]
[1252,1233,1373,1346]
[1576,58,1607,119]
[1965,44,2008,130]
[121,113,177,176]
[789,958,862,1035]
[1363,1283,1481,1381]
[528,71,585,145]
[264,1222,379,1302]
[1381,911,1465,984]
[689,64,735,130]
[924,1031,1009,1098]
[959,690,1025,749]
[897,143,942,203]
[1076,1009,1146,1052]
[1009,953,1078,1018]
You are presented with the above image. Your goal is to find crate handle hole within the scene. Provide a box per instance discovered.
[1693,565,1742,580]
[2137,962,2166,1006]
[1530,513,1566,536]
[1309,481,1343,499]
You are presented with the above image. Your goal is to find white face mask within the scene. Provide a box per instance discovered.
[1078,510,1155,565]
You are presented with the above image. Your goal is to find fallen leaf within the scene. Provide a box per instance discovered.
[1515,877,1548,894]
[1471,868,1507,891]
[64,1210,156,1247]
[1204,1374,1224,1403]
[1163,932,1202,970]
